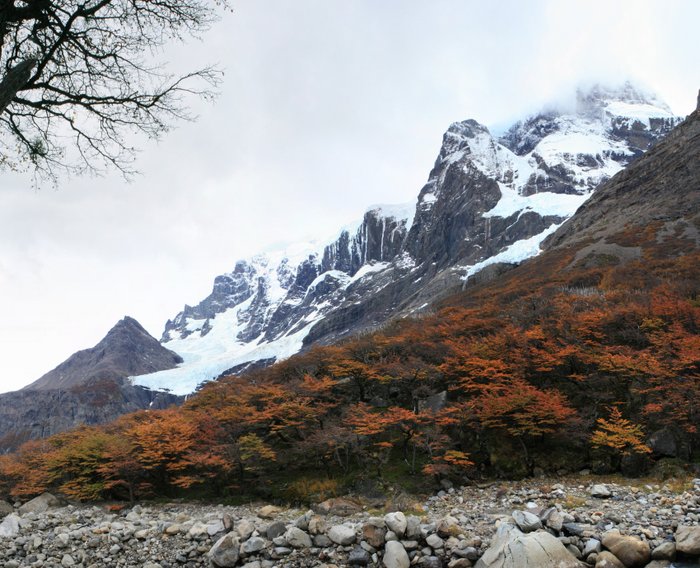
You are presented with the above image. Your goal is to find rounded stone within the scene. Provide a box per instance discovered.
[383,540,410,568]
[384,512,407,538]
[328,524,356,546]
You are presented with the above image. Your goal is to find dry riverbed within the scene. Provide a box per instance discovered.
[1,476,700,567]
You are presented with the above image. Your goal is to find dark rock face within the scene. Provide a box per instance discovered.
[26,316,182,391]
[0,378,181,452]
[544,109,700,252]
[0,317,182,451]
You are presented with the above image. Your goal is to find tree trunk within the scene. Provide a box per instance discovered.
[0,58,35,114]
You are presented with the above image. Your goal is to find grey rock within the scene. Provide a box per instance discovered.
[383,540,410,568]
[313,534,332,547]
[512,510,542,533]
[545,510,564,532]
[475,523,583,568]
[0,513,20,538]
[328,524,356,545]
[405,515,421,539]
[284,526,312,548]
[563,523,585,537]
[236,518,256,540]
[265,521,286,540]
[420,557,442,568]
[583,538,602,557]
[241,535,266,555]
[0,500,13,517]
[675,525,700,555]
[209,532,241,568]
[348,546,372,566]
[650,541,675,560]
[18,492,63,515]
[590,485,611,498]
[426,533,445,549]
[384,512,407,538]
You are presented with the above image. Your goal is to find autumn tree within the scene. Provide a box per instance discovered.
[0,0,229,179]
[0,439,52,499]
[43,426,113,501]
[591,406,651,469]
[125,409,228,494]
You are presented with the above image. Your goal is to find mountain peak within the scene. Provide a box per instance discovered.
[24,316,182,391]
[133,87,684,396]
[576,81,669,110]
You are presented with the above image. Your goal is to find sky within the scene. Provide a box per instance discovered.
[0,0,698,393]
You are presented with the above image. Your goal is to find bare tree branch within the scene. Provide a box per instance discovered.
[0,0,231,182]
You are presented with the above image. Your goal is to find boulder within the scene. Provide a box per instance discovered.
[383,540,410,568]
[595,551,625,568]
[421,557,443,568]
[384,512,407,538]
[362,523,387,548]
[0,513,20,538]
[426,533,445,549]
[405,515,421,539]
[18,492,63,515]
[436,515,461,538]
[265,521,286,540]
[512,510,542,533]
[348,546,372,566]
[328,524,356,546]
[315,497,362,516]
[257,505,281,519]
[650,541,675,561]
[0,500,13,517]
[474,523,583,568]
[675,525,700,555]
[583,538,602,557]
[240,536,266,555]
[285,526,312,548]
[236,519,256,540]
[313,533,332,547]
[544,510,564,532]
[590,485,611,498]
[208,533,240,568]
[308,514,327,535]
[601,530,650,567]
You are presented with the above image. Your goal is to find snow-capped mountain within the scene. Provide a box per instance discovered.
[133,83,682,395]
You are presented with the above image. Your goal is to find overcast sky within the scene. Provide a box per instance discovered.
[0,0,698,393]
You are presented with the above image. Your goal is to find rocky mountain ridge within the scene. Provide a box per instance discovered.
[25,316,183,391]
[133,83,682,395]
[0,317,182,452]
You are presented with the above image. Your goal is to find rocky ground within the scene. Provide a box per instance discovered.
[1,476,700,568]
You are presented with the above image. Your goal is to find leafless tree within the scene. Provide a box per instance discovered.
[0,0,229,181]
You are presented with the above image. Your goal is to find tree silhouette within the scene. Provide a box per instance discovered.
[0,0,229,180]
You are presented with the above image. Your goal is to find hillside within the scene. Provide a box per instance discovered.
[0,107,697,502]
